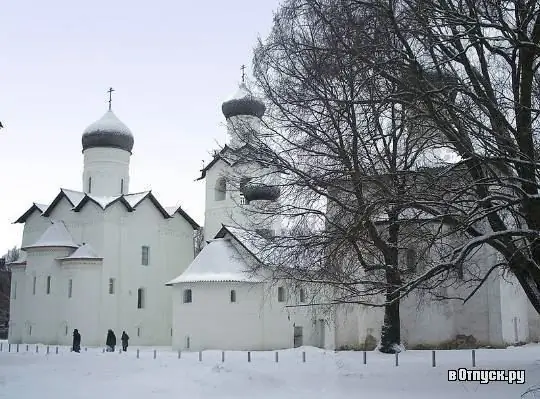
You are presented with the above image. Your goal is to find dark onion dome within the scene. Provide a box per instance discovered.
[242,183,280,202]
[222,83,266,119]
[82,110,134,153]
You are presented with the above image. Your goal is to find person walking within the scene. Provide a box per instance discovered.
[72,329,81,353]
[121,331,129,352]
[106,329,116,352]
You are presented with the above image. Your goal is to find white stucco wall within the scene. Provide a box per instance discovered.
[82,147,130,196]
[9,193,195,347]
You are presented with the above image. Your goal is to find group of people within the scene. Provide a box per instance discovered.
[71,329,129,353]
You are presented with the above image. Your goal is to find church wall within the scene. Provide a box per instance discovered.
[102,199,194,346]
[82,147,130,196]
[204,160,235,241]
[22,248,72,345]
[20,211,51,249]
[8,265,26,344]
[528,302,540,342]
[499,270,530,344]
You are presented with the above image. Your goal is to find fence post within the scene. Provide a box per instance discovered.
[275,352,279,363]
[102,348,105,353]
[153,350,157,359]
[395,352,399,367]
[178,350,181,359]
[248,351,251,362]
[26,344,29,352]
[0,342,2,351]
[472,350,476,367]
[363,351,367,365]
[85,347,87,352]
[199,351,202,362]
[46,346,50,355]
[16,344,19,353]
[432,350,436,367]
[56,346,58,354]
[8,344,11,352]
[222,351,225,363]
[36,345,38,353]
[302,351,306,363]
[136,349,140,359]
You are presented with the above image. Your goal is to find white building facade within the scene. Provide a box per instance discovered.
[8,107,198,347]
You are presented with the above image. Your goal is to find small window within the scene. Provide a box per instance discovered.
[137,327,141,337]
[183,289,192,303]
[109,278,115,294]
[406,249,416,271]
[120,178,124,194]
[137,288,145,309]
[32,276,36,295]
[299,288,306,303]
[46,276,51,295]
[12,281,16,300]
[186,336,190,349]
[68,279,73,298]
[65,325,68,335]
[28,325,32,336]
[215,177,226,201]
[278,286,286,302]
[141,246,149,266]
[230,290,236,303]
[88,176,92,193]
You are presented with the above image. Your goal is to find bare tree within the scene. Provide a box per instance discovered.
[222,0,461,353]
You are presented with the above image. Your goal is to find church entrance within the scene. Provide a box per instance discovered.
[293,326,303,348]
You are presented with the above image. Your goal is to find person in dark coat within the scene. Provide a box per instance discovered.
[106,329,116,352]
[121,331,129,352]
[72,329,81,353]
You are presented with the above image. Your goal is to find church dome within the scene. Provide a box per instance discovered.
[82,110,134,153]
[222,83,266,119]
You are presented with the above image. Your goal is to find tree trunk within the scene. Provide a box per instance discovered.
[379,268,401,353]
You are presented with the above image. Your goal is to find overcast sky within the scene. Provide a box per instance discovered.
[0,0,281,251]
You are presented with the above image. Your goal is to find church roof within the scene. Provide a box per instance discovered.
[13,202,50,223]
[22,221,78,250]
[8,251,27,266]
[57,243,103,261]
[222,83,266,119]
[82,110,134,153]
[15,188,199,230]
[165,238,261,285]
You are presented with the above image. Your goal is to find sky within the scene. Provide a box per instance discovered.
[0,0,282,252]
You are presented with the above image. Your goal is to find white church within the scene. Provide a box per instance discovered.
[7,80,540,350]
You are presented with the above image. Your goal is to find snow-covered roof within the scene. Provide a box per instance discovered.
[22,221,78,250]
[82,110,134,153]
[57,243,102,261]
[166,238,262,285]
[35,203,48,213]
[22,188,199,229]
[8,251,27,265]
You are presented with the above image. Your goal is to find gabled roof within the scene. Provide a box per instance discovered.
[22,221,78,250]
[19,188,199,230]
[165,238,261,285]
[197,145,234,181]
[57,243,103,261]
[164,205,200,230]
[215,225,267,265]
[13,203,49,224]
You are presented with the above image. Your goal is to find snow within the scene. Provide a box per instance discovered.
[61,189,86,207]
[164,206,178,217]
[228,82,252,101]
[166,238,261,284]
[83,110,133,136]
[8,251,27,265]
[34,203,49,213]
[123,191,150,208]
[1,343,540,398]
[22,221,78,250]
[87,194,121,209]
[58,243,101,260]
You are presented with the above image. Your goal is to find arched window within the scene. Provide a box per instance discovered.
[278,286,286,302]
[215,177,226,201]
[88,177,92,193]
[406,248,417,271]
[299,288,306,303]
[230,290,236,303]
[183,289,192,303]
[137,288,145,309]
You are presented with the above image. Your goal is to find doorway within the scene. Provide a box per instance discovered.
[293,326,303,348]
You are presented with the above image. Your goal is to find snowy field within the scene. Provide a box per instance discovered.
[2,342,540,398]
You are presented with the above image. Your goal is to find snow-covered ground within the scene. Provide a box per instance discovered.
[1,342,540,398]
